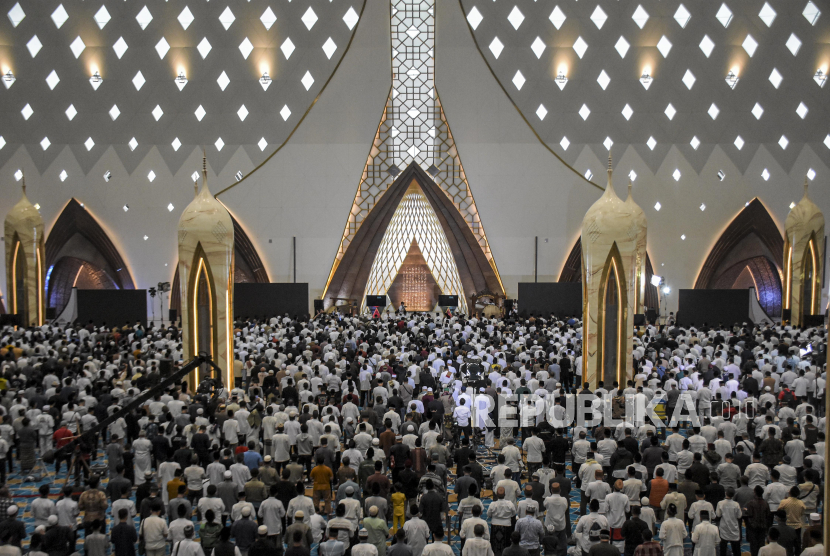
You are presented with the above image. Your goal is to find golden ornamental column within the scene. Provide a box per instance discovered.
[581,155,646,389]
[783,178,824,327]
[4,175,45,326]
[177,156,234,388]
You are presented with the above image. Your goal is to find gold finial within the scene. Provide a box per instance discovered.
[202,149,207,180]
[607,152,613,171]
[628,178,633,195]
[194,176,199,198]
[804,176,809,197]
[20,170,25,197]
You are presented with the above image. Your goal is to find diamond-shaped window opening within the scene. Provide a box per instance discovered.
[573,36,588,59]
[682,70,696,90]
[215,137,225,151]
[769,68,783,89]
[824,134,830,149]
[323,38,337,59]
[147,170,156,182]
[302,71,315,91]
[743,105,765,126]
[70,36,85,59]
[657,36,672,58]
[219,7,235,30]
[136,6,153,30]
[84,137,95,151]
[560,136,570,150]
[133,71,146,91]
[550,6,566,29]
[237,105,249,121]
[239,38,254,60]
[40,137,50,151]
[664,103,676,120]
[654,202,661,211]
[51,4,68,29]
[597,70,610,90]
[172,138,181,152]
[7,3,25,28]
[508,6,525,30]
[512,71,526,90]
[762,168,770,181]
[672,169,682,181]
[786,34,801,56]
[65,104,77,120]
[260,7,277,31]
[622,104,633,120]
[156,37,170,59]
[615,36,630,58]
[94,5,110,29]
[716,3,733,27]
[590,6,607,29]
[27,35,42,58]
[742,34,758,57]
[807,168,816,180]
[45,70,60,90]
[281,38,296,59]
[803,1,820,25]
[647,136,657,150]
[579,104,591,121]
[536,104,548,120]
[216,71,230,92]
[21,103,33,120]
[152,105,163,121]
[280,105,291,121]
[197,38,212,59]
[191,171,199,182]
[779,135,789,149]
[167,203,175,212]
[178,6,194,30]
[195,105,206,121]
[109,105,120,121]
[734,136,745,150]
[467,6,483,30]
[708,103,720,120]
[796,102,808,119]
[585,169,593,181]
[129,137,138,151]
[629,170,637,181]
[60,170,68,182]
[674,4,691,28]
[489,37,504,59]
[699,35,715,58]
[302,7,318,30]
[258,137,268,151]
[531,37,546,59]
[112,37,129,59]
[690,136,700,150]
[603,137,613,151]
[631,5,649,29]
[759,2,776,26]
[343,7,360,30]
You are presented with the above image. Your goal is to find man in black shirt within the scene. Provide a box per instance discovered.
[111,509,138,556]
[620,506,649,556]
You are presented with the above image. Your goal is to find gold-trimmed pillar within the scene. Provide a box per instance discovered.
[783,178,824,327]
[4,175,45,326]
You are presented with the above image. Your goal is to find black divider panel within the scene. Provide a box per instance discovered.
[76,289,147,327]
[234,283,309,319]
[677,289,751,327]
[518,282,582,318]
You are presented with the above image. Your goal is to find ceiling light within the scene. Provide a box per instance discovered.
[664,104,676,120]
[489,37,504,59]
[716,4,733,27]
[536,105,548,120]
[699,35,715,58]
[302,7,318,30]
[89,69,103,91]
[239,38,254,60]
[690,136,700,150]
[40,137,50,151]
[632,5,649,29]
[280,105,291,121]
[167,203,175,212]
[343,7,359,31]
[152,105,163,121]
[217,71,230,91]
[708,103,719,120]
[674,4,691,28]
[734,136,745,150]
[807,168,816,180]
[640,71,652,90]
[531,37,545,59]
[717,170,726,181]
[742,35,758,57]
[647,137,656,150]
[584,169,593,181]
[573,37,588,59]
[779,135,789,149]
[65,104,76,120]
[769,69,783,89]
[579,104,590,121]
[301,71,314,91]
[260,71,272,91]
[195,105,206,121]
[629,170,637,181]
[752,103,764,120]
[105,172,113,183]
[663,286,671,294]
[109,105,120,121]
[133,71,145,91]
[171,138,181,152]
[136,6,152,30]
[0,137,4,150]
[651,275,662,287]
[85,137,94,151]
[700,204,706,211]
[759,3,776,26]
[175,70,188,91]
[803,2,820,25]
[657,36,672,58]
[560,137,569,150]
[508,6,525,30]
[597,70,610,90]
[219,7,235,30]
[147,170,156,182]
[3,70,14,89]
[466,7,483,30]
[156,37,170,59]
[590,6,607,29]
[789,202,796,210]
[513,71,526,90]
[215,138,225,151]
[27,36,42,58]
[113,37,128,59]
[762,169,770,181]
[672,169,681,181]
[603,137,613,151]
[786,34,802,56]
[796,102,808,119]
[94,5,110,29]
[814,69,826,88]
[129,137,138,151]
[680,235,686,241]
[238,105,249,121]
[258,138,268,152]
[14,169,22,181]
[178,6,194,30]
[682,70,695,90]
[261,7,277,30]
[654,202,661,211]
[622,104,633,121]
[60,170,68,182]
[323,38,338,59]
[143,236,148,241]
[123,205,129,212]
[549,6,566,29]
[615,37,630,58]
[725,69,739,89]
[824,135,830,150]
[281,38,296,59]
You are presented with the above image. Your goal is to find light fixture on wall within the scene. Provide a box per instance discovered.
[814,69,826,88]
[725,68,739,89]
[175,69,188,91]
[89,68,103,90]
[554,71,568,90]
[662,286,671,294]
[260,71,272,91]
[650,275,663,287]
[3,70,15,89]
[639,69,652,90]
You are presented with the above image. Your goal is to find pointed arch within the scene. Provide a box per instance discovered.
[596,242,628,387]
[560,236,659,311]
[323,162,504,311]
[170,214,269,315]
[45,199,135,315]
[694,199,784,317]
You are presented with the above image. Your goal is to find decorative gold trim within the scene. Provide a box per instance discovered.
[455,0,603,192]
[214,0,369,198]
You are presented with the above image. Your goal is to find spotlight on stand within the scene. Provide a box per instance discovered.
[650,275,663,287]
[662,286,671,294]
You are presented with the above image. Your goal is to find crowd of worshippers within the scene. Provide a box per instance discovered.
[0,313,824,556]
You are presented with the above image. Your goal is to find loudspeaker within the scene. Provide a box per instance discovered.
[438,295,459,307]
[168,309,177,322]
[633,313,646,325]
[45,307,56,320]
[313,299,324,313]
[365,295,386,307]
[803,314,825,327]
[782,309,791,322]
[645,309,657,324]
[505,299,514,312]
